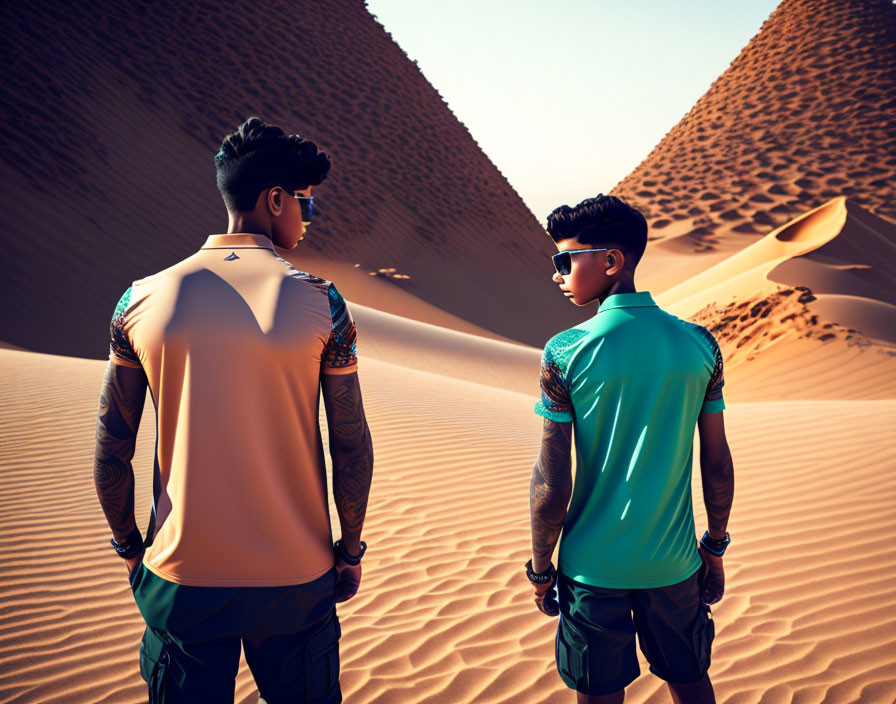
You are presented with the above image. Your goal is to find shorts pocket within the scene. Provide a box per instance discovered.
[691,603,715,675]
[304,612,341,701]
[555,614,588,690]
[139,627,185,702]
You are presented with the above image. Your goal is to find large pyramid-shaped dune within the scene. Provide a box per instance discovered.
[612,0,896,253]
[0,1,584,358]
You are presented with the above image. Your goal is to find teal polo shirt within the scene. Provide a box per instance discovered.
[534,291,725,588]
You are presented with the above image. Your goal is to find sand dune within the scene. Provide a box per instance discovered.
[0,1,588,359]
[351,304,539,395]
[3,187,895,703]
[2,347,895,703]
[612,0,896,252]
[650,198,896,399]
[288,254,518,343]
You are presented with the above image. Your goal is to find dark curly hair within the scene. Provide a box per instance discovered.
[214,117,331,212]
[546,194,648,268]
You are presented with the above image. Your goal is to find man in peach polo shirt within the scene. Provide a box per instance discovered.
[93,117,373,703]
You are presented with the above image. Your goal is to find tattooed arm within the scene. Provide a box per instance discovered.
[321,370,373,601]
[697,410,734,537]
[530,417,573,572]
[696,410,734,604]
[528,418,573,617]
[94,361,148,567]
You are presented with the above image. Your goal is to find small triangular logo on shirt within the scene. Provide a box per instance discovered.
[224,251,239,261]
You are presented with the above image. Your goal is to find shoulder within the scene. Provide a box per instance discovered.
[271,253,339,296]
[112,285,135,318]
[131,251,205,287]
[542,326,590,367]
[675,318,721,353]
[277,258,351,325]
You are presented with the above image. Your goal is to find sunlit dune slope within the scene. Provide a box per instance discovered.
[292,254,518,343]
[612,0,896,254]
[351,304,539,395]
[656,198,896,400]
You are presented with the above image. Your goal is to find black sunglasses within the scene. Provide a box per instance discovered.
[274,187,314,223]
[551,248,608,276]
[291,192,314,223]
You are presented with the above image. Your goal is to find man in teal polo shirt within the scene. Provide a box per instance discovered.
[526,194,735,704]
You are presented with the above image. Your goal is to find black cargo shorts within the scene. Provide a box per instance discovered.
[130,563,342,703]
[555,567,714,695]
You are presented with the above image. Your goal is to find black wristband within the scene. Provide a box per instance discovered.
[110,527,144,559]
[334,540,367,566]
[525,559,556,585]
[700,530,731,557]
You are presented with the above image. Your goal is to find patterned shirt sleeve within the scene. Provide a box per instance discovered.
[321,283,359,375]
[108,286,142,368]
[701,331,726,414]
[534,338,574,423]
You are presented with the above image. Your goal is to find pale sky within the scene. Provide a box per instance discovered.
[366,0,780,223]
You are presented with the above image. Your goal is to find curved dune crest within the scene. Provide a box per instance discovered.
[655,198,896,399]
[660,198,896,340]
[351,303,541,395]
[657,198,852,317]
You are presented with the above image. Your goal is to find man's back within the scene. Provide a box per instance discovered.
[534,290,725,588]
[109,232,358,586]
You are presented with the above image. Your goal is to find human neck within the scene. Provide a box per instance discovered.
[598,279,637,305]
[226,212,271,238]
[605,279,637,297]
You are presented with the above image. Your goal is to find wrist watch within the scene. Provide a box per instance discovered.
[700,530,731,557]
[333,539,367,566]
[110,527,145,560]
[525,559,556,585]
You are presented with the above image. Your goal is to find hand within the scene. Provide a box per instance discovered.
[125,550,144,580]
[698,544,725,605]
[334,558,362,603]
[533,574,559,617]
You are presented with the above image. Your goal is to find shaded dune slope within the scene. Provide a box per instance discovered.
[0,0,585,358]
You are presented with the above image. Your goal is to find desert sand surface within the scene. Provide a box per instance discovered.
[2,342,895,704]
[289,255,518,344]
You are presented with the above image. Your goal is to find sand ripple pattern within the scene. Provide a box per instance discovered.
[612,0,896,251]
[1,349,895,703]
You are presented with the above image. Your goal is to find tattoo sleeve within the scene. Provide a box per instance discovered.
[321,371,373,550]
[94,361,148,543]
[529,418,573,573]
[702,452,734,536]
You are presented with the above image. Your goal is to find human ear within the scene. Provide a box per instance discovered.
[606,249,624,273]
[267,187,285,216]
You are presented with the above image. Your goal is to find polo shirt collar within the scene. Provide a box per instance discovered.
[201,233,275,250]
[598,291,657,313]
